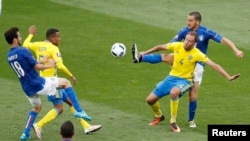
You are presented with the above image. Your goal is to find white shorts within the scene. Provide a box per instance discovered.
[37,77,59,96]
[26,77,58,107]
[193,63,204,85]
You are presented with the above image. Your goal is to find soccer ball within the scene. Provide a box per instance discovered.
[111,43,126,57]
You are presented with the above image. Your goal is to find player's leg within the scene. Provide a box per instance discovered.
[20,95,42,141]
[33,96,63,139]
[57,77,91,121]
[60,89,102,134]
[169,77,192,132]
[146,93,165,126]
[169,87,181,133]
[131,43,174,65]
[188,82,199,128]
[146,77,174,126]
[188,63,203,128]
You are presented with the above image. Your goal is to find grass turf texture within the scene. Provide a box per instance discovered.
[0,0,249,140]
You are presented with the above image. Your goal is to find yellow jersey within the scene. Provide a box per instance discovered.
[23,34,73,77]
[166,42,209,82]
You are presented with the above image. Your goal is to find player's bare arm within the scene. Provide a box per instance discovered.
[71,75,77,85]
[205,59,240,81]
[221,37,244,58]
[140,44,167,55]
[35,59,55,70]
[38,55,50,64]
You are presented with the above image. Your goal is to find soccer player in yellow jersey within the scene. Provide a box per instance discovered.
[133,11,244,129]
[23,25,101,139]
[132,31,240,132]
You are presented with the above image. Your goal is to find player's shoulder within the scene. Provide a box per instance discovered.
[168,42,183,46]
[43,41,59,50]
[197,25,216,33]
[193,47,206,55]
[179,27,189,33]
[14,46,32,56]
[18,46,30,52]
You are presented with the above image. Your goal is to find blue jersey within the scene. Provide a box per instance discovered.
[171,25,223,54]
[7,46,45,96]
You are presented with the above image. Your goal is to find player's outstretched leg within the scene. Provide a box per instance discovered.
[132,43,162,64]
[132,43,141,63]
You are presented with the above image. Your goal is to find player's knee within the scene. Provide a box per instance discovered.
[189,91,198,102]
[58,109,64,114]
[162,54,174,66]
[54,104,64,114]
[189,97,196,102]
[170,89,180,99]
[60,78,72,88]
[170,93,179,100]
[33,104,42,113]
[146,96,156,105]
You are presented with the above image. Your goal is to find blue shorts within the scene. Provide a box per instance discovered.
[153,75,193,98]
[47,89,68,105]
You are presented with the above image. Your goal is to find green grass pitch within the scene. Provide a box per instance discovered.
[0,0,249,140]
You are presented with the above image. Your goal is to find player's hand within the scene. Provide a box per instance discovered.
[29,25,36,35]
[71,76,77,85]
[236,50,244,58]
[47,59,56,68]
[39,55,50,64]
[229,73,240,81]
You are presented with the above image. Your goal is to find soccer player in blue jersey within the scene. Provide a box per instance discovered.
[132,11,243,129]
[4,27,91,141]
[23,25,101,139]
[135,31,240,132]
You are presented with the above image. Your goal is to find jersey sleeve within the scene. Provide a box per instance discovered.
[23,34,38,52]
[51,47,73,77]
[166,42,182,52]
[206,28,223,43]
[51,46,62,63]
[196,50,209,63]
[170,27,188,42]
[56,61,73,77]
[23,47,38,67]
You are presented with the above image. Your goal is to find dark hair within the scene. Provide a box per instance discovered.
[46,28,59,39]
[60,120,74,138]
[189,11,202,22]
[187,31,198,42]
[4,27,19,44]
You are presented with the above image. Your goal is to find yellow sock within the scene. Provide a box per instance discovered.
[170,99,179,123]
[150,101,162,118]
[69,106,90,129]
[37,108,58,128]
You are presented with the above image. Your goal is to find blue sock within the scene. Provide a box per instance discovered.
[23,111,38,136]
[189,100,197,121]
[142,54,162,63]
[65,87,83,112]
[58,89,68,102]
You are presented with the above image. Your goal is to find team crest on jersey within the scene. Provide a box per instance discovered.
[188,55,193,60]
[198,35,204,41]
[57,52,61,57]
